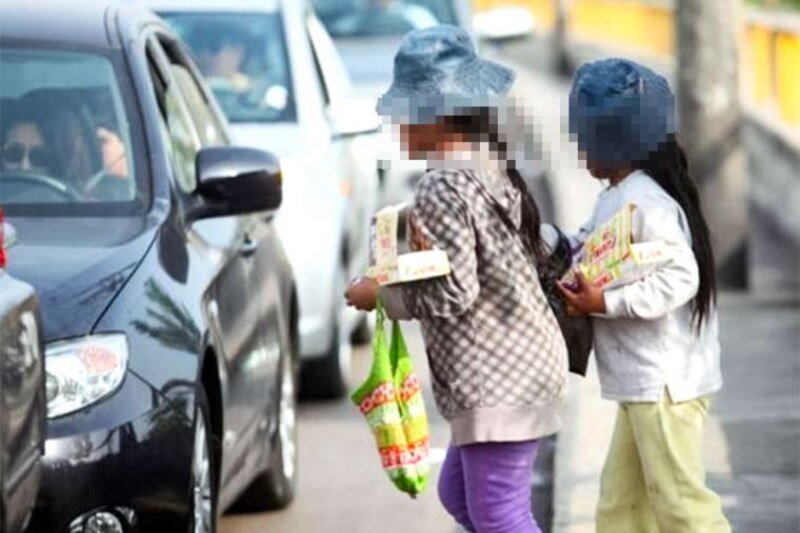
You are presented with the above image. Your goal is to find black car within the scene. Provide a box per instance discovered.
[0,221,46,533]
[1,2,299,531]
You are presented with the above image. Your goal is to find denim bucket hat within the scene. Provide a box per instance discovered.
[376,25,515,125]
[568,58,676,168]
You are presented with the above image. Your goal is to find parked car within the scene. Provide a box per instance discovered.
[149,0,381,398]
[0,218,45,533]
[1,2,299,531]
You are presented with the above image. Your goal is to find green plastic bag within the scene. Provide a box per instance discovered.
[351,300,431,497]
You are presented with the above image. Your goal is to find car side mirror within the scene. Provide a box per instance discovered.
[189,147,282,221]
[328,97,380,139]
[473,7,535,42]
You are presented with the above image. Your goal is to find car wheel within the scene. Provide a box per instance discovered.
[300,310,350,399]
[350,313,372,346]
[233,349,298,511]
[189,391,217,533]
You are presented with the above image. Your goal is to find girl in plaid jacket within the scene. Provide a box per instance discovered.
[345,26,567,533]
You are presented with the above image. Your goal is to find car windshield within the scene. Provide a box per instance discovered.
[160,11,296,124]
[0,48,146,213]
[314,0,458,38]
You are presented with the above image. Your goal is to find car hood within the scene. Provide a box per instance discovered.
[4,216,158,342]
[230,122,309,159]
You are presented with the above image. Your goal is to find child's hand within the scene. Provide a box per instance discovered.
[345,277,380,311]
[557,272,606,316]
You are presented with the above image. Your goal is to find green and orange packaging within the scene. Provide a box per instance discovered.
[562,204,671,290]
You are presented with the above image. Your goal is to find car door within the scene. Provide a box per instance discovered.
[157,34,285,450]
[143,34,271,486]
[305,12,378,285]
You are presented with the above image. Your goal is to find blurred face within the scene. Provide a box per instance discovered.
[198,43,246,79]
[399,122,468,160]
[2,122,50,173]
[580,152,632,182]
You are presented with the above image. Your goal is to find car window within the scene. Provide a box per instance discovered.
[306,14,353,105]
[160,39,228,148]
[146,37,200,194]
[159,11,296,124]
[0,47,145,211]
[314,0,457,38]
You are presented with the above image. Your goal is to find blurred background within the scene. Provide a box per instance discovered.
[1,0,796,532]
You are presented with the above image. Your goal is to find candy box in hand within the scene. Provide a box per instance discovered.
[366,203,451,286]
[561,204,671,291]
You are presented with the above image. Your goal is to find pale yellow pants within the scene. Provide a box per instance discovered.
[596,391,731,533]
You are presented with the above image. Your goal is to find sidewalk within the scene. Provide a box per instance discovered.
[553,294,800,533]
[492,48,800,532]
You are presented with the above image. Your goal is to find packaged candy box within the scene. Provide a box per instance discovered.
[367,204,451,286]
[562,204,671,291]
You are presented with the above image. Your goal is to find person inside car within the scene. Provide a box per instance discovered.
[1,104,54,175]
[20,92,111,200]
[191,22,253,92]
[96,121,129,180]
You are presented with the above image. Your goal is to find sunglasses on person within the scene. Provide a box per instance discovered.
[2,142,51,169]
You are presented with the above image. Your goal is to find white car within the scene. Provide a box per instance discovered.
[313,0,473,205]
[148,0,381,398]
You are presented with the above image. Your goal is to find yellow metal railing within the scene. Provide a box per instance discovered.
[472,0,800,125]
[567,0,674,56]
[773,29,800,122]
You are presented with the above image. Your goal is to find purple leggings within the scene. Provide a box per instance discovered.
[438,440,542,533]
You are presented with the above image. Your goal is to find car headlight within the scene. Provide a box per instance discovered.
[45,334,128,419]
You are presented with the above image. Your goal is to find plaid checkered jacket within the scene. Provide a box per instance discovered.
[384,168,568,445]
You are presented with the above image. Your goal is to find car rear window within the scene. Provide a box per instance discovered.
[314,0,458,38]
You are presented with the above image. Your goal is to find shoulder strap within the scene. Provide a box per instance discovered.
[463,170,572,267]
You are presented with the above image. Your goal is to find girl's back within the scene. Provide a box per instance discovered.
[392,167,568,445]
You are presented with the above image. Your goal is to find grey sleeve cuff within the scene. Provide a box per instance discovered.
[380,285,414,321]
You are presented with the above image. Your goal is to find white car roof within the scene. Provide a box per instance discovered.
[141,0,284,14]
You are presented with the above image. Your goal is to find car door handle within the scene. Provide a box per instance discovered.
[240,237,258,258]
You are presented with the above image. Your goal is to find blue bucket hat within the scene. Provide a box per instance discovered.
[568,58,676,168]
[376,25,515,125]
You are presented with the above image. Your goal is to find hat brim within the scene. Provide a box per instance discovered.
[376,58,515,125]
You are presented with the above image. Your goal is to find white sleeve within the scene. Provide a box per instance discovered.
[601,202,699,320]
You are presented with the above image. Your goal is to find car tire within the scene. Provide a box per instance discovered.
[188,389,217,533]
[233,347,298,511]
[350,313,372,346]
[299,312,349,399]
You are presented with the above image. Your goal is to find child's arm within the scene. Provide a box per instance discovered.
[541,201,597,260]
[382,173,479,320]
[601,202,699,320]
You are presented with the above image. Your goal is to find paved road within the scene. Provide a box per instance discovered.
[219,323,459,533]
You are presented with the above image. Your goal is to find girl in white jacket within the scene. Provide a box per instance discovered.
[558,58,731,533]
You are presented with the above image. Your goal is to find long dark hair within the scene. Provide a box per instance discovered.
[441,107,547,263]
[637,134,717,328]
